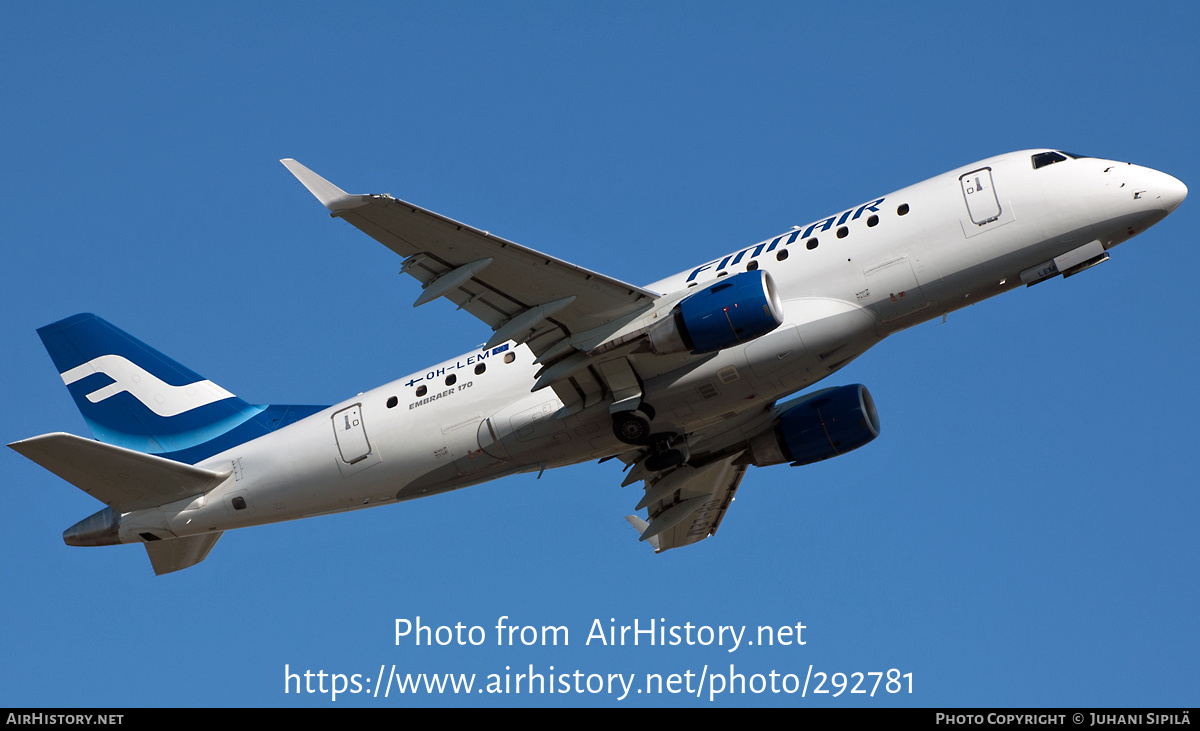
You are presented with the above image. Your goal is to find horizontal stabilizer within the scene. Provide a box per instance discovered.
[145,532,223,575]
[9,433,231,512]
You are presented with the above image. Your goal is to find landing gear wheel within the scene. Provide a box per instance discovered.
[612,410,652,445]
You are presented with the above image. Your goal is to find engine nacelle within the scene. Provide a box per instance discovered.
[748,384,880,467]
[649,270,784,355]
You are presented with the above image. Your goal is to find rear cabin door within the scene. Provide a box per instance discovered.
[332,404,371,464]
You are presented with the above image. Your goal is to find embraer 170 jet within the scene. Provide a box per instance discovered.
[10,150,1186,574]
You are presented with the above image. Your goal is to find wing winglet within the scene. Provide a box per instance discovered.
[280,159,369,212]
[624,515,661,551]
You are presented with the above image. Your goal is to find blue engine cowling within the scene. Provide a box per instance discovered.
[648,270,785,354]
[748,385,881,467]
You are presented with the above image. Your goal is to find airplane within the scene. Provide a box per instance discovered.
[9,150,1186,574]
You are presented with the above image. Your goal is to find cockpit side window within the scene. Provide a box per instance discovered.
[1032,151,1068,169]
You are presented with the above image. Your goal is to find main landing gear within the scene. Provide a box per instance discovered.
[612,407,654,445]
[643,437,688,472]
[611,403,689,473]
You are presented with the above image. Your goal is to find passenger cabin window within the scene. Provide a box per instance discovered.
[1032,151,1068,169]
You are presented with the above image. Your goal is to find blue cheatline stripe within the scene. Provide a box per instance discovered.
[155,404,328,464]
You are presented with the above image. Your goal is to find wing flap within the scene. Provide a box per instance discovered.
[630,453,747,552]
[10,432,231,512]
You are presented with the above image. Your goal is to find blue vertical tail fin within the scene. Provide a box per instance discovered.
[37,313,325,464]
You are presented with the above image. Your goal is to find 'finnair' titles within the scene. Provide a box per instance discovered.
[686,197,886,282]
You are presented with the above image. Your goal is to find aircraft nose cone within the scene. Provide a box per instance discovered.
[1158,172,1187,213]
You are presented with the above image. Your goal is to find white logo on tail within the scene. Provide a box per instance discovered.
[60,355,236,418]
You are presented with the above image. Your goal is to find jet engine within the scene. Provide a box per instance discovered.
[649,270,784,354]
[746,384,880,467]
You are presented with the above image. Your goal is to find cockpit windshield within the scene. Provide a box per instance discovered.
[1032,150,1091,169]
[1032,151,1067,169]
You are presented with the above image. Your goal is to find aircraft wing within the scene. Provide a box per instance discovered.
[282,160,657,345]
[283,159,678,414]
[625,453,747,551]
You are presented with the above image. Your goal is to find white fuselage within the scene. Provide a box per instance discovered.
[113,151,1183,544]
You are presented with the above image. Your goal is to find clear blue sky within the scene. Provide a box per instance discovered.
[2,2,1196,707]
